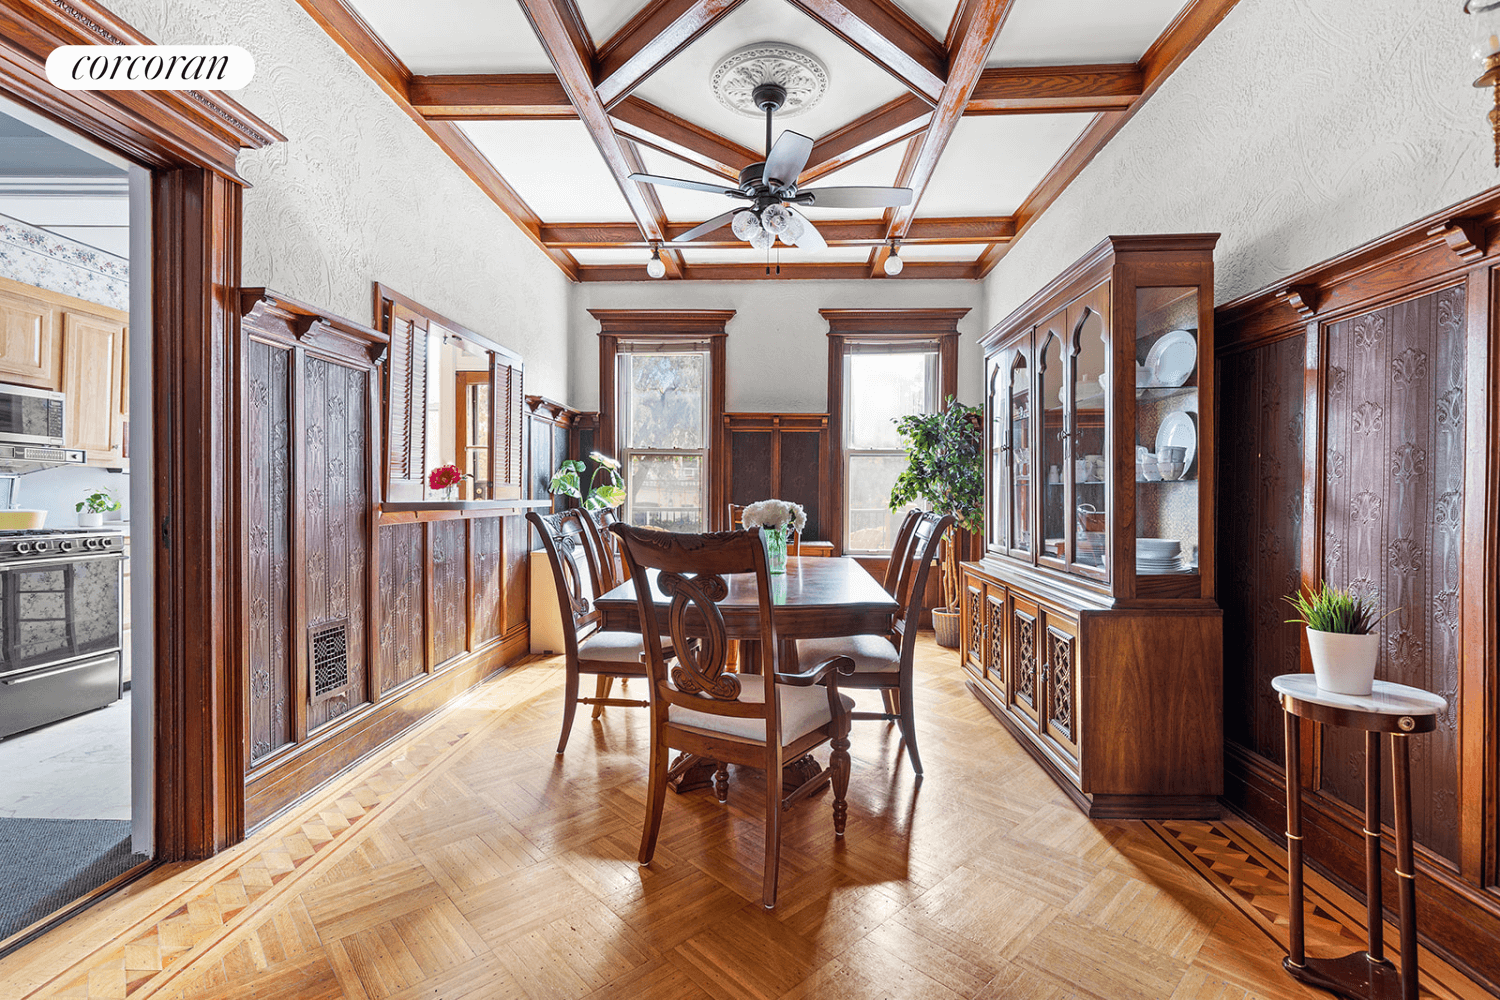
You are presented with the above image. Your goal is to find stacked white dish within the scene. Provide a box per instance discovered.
[1136,537,1183,574]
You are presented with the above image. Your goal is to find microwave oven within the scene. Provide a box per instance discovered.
[0,383,65,448]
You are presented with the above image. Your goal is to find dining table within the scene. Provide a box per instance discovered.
[593,555,900,791]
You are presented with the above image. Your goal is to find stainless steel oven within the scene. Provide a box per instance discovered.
[0,383,66,448]
[0,529,125,738]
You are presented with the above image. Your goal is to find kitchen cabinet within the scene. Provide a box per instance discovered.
[962,234,1224,818]
[0,277,61,389]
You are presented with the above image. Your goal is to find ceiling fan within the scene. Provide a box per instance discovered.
[628,82,913,251]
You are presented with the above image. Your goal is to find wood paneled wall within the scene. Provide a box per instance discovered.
[1215,191,1500,992]
[238,291,533,829]
[722,413,832,543]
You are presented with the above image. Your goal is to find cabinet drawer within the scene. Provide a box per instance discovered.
[0,653,120,739]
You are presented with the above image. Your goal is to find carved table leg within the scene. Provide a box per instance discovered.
[666,752,718,794]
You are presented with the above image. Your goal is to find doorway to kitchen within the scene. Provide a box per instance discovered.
[0,96,152,945]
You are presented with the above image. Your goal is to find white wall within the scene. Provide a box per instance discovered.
[569,279,988,414]
[104,0,574,399]
[14,465,128,527]
[983,0,1495,322]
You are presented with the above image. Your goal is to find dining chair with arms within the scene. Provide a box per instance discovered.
[528,509,672,753]
[796,511,954,775]
[610,523,857,910]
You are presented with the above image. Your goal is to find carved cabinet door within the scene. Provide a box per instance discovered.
[962,577,985,675]
[1008,592,1041,730]
[983,584,1007,699]
[1040,610,1081,767]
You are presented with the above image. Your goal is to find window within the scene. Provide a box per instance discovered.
[619,349,709,531]
[843,345,939,553]
[594,310,731,530]
[824,309,963,556]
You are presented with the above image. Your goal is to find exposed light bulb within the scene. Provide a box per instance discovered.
[646,249,666,279]
[883,247,904,275]
[749,226,775,250]
[761,203,792,234]
[782,210,806,245]
[731,210,761,240]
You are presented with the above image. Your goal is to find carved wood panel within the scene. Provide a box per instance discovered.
[1321,285,1464,862]
[245,339,292,762]
[1217,333,1306,765]
[985,589,1005,695]
[427,519,468,666]
[963,582,984,670]
[378,522,425,692]
[1013,606,1038,714]
[1044,623,1077,755]
[470,517,503,646]
[304,357,370,730]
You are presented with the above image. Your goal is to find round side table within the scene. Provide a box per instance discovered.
[1272,674,1446,1000]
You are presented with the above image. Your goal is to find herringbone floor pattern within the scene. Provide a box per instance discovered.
[0,638,1491,1000]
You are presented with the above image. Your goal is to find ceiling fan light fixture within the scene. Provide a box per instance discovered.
[761,203,793,234]
[731,210,761,240]
[782,211,806,245]
[749,227,775,251]
[883,244,904,276]
[646,246,667,279]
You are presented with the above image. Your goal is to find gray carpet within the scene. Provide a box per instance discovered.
[0,818,146,940]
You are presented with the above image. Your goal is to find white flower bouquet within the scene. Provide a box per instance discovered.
[741,499,806,533]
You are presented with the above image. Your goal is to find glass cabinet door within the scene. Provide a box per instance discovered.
[1005,340,1032,558]
[1133,286,1201,580]
[1068,300,1109,577]
[1037,312,1066,567]
[986,356,1005,553]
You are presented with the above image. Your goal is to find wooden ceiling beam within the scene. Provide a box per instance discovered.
[517,0,664,245]
[578,260,978,281]
[872,0,1014,276]
[410,73,574,119]
[966,64,1142,114]
[594,0,750,108]
[291,0,580,281]
[785,0,947,103]
[542,216,1014,247]
[621,140,684,277]
[801,94,931,183]
[974,0,1242,277]
[611,97,759,180]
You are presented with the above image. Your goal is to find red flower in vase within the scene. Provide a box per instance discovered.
[429,464,465,491]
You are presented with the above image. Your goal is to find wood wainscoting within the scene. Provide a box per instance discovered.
[238,290,535,829]
[1215,189,1500,992]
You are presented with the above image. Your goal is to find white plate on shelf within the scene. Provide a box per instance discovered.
[1154,411,1198,473]
[1145,330,1197,387]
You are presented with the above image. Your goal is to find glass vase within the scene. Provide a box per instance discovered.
[763,525,790,575]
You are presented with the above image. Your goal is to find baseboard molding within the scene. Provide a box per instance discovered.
[244,629,526,830]
[1223,742,1500,997]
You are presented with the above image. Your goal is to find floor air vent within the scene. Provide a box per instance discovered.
[310,620,349,696]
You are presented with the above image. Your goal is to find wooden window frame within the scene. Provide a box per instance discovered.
[823,309,965,556]
[455,370,491,499]
[592,310,731,530]
[374,284,525,502]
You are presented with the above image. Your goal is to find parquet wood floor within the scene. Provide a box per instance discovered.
[1,637,1492,1000]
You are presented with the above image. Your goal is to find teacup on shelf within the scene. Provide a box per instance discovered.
[1157,445,1186,463]
[1156,459,1186,481]
[1138,454,1162,482]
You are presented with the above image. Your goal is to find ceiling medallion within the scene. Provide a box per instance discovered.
[711,43,829,119]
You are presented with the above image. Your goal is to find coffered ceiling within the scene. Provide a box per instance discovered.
[299,0,1239,280]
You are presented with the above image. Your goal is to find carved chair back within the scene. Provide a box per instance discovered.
[592,507,628,586]
[611,525,786,743]
[880,508,925,599]
[890,512,955,661]
[727,503,802,556]
[528,509,610,659]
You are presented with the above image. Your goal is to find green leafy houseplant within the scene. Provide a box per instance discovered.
[76,489,122,515]
[889,398,985,616]
[549,452,627,512]
[1283,581,1396,696]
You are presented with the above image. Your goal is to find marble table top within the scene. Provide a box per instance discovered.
[1271,673,1447,716]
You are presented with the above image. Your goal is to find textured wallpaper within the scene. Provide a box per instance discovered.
[984,0,1495,322]
[0,212,129,310]
[103,0,573,398]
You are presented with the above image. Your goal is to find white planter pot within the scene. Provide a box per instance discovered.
[1306,629,1380,696]
[78,511,103,527]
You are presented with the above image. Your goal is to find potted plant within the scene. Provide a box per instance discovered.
[1283,582,1394,696]
[740,499,806,575]
[549,452,627,511]
[890,398,985,648]
[76,488,121,527]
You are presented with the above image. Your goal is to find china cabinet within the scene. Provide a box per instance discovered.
[961,234,1223,818]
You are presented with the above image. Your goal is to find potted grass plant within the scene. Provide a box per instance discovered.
[1283,582,1394,696]
[890,398,984,648]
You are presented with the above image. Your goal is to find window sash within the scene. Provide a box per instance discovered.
[623,447,708,531]
[842,346,939,553]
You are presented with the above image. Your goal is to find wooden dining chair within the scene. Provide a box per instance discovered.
[796,511,954,775]
[590,507,628,586]
[728,502,801,555]
[881,508,925,599]
[528,509,672,753]
[610,523,856,910]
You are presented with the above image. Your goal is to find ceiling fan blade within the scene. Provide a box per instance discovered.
[629,172,744,197]
[786,209,825,250]
[802,186,914,208]
[763,131,814,190]
[671,209,744,243]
